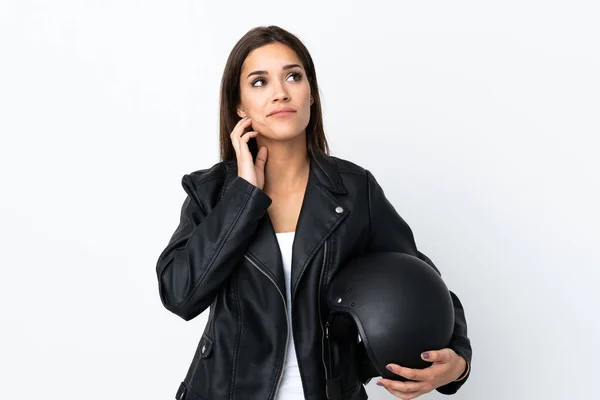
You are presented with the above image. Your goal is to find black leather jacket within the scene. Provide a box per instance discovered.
[156,151,472,400]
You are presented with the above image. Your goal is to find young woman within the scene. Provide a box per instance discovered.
[156,25,472,400]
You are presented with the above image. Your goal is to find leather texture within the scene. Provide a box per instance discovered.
[156,151,472,400]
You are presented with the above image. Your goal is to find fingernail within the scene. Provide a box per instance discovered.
[386,365,393,371]
[376,381,384,386]
[422,352,430,359]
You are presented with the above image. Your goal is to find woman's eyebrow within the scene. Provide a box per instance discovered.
[246,64,303,79]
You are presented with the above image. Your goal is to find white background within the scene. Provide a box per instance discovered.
[1,1,599,399]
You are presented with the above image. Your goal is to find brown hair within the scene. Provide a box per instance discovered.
[218,26,329,162]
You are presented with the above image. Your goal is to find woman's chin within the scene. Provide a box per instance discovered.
[260,128,305,141]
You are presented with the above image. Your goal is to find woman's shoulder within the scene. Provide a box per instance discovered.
[186,161,234,184]
[184,160,236,187]
[331,156,366,172]
[326,154,369,177]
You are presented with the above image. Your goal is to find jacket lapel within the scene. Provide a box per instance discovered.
[225,152,350,301]
[245,215,286,295]
[290,152,349,303]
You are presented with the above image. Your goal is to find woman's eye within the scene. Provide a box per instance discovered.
[252,78,266,87]
[251,72,303,88]
[287,72,303,82]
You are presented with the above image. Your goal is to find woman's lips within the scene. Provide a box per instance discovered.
[270,111,296,117]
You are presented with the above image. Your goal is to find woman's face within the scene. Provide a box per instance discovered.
[237,42,313,141]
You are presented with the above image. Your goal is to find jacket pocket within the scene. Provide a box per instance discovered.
[199,333,213,359]
[182,331,215,396]
[182,331,218,400]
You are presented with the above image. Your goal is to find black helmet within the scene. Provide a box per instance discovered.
[323,252,454,398]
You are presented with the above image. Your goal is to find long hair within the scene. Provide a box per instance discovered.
[218,26,329,162]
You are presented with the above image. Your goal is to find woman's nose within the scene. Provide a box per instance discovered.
[271,82,290,102]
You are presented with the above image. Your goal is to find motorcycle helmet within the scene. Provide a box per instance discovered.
[323,252,454,397]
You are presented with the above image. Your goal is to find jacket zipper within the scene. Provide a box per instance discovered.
[244,254,289,400]
[318,241,329,378]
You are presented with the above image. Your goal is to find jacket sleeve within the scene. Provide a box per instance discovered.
[156,173,272,321]
[359,170,472,394]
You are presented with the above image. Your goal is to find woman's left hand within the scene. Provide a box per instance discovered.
[376,348,467,400]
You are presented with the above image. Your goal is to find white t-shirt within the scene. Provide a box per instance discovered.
[274,231,305,400]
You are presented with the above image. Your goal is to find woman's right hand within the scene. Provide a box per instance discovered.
[230,116,268,190]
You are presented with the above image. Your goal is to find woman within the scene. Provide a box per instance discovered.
[156,26,472,400]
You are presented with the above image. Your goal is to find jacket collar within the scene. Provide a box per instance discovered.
[309,151,347,195]
[221,150,346,196]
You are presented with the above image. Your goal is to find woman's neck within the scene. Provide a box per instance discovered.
[257,135,310,195]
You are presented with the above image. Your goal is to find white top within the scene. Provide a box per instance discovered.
[274,231,305,400]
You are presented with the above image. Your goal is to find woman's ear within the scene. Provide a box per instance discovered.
[237,105,246,119]
[310,95,314,106]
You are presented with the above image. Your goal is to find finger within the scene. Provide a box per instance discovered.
[387,386,425,400]
[378,378,423,394]
[230,116,253,139]
[238,131,258,164]
[230,117,253,150]
[422,349,452,363]
[386,364,427,382]
[255,146,268,170]
[240,130,258,143]
[231,118,253,156]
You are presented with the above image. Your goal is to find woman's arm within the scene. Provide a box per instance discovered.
[156,172,271,321]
